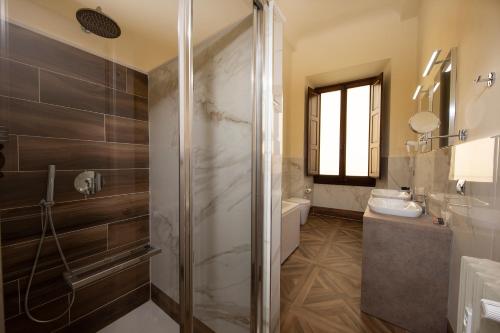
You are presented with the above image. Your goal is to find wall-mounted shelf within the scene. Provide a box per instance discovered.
[64,245,161,289]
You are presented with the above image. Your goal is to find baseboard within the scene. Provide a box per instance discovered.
[447,319,454,333]
[151,283,214,333]
[310,206,364,221]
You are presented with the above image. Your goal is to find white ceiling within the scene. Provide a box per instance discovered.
[276,0,419,44]
[28,0,252,46]
[9,0,418,71]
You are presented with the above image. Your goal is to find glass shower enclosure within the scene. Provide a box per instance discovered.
[0,0,282,332]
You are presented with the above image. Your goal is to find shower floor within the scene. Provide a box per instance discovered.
[98,300,179,333]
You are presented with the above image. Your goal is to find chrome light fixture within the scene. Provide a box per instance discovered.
[422,49,442,77]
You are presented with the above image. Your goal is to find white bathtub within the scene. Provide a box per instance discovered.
[281,201,300,264]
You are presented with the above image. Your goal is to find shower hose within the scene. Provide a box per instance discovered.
[24,199,75,323]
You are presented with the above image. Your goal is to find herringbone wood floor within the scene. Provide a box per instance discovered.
[280,215,408,333]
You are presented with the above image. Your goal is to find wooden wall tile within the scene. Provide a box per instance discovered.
[4,295,69,333]
[1,135,18,171]
[18,265,70,311]
[0,58,38,101]
[18,136,149,171]
[1,192,149,245]
[105,116,149,144]
[126,68,148,98]
[1,23,126,90]
[3,281,19,319]
[1,20,151,327]
[113,90,148,121]
[0,169,149,211]
[108,216,149,249]
[1,206,43,245]
[0,96,105,141]
[61,284,149,333]
[39,70,148,121]
[40,70,112,114]
[2,225,107,281]
[71,262,149,320]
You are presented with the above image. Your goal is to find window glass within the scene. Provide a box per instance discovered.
[346,85,370,176]
[319,90,341,175]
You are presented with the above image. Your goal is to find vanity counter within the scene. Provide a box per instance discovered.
[361,207,452,333]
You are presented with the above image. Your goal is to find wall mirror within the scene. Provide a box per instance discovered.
[430,47,457,148]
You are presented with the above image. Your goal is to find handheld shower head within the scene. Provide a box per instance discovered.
[46,165,56,203]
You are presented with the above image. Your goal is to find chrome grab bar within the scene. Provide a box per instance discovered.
[64,245,161,289]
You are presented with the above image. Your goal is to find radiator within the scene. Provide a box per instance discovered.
[457,257,500,333]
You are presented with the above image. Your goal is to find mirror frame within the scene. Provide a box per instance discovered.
[430,47,457,148]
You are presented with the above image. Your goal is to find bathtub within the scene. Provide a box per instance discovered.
[281,201,300,264]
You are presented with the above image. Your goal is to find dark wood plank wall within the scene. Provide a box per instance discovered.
[0,22,150,332]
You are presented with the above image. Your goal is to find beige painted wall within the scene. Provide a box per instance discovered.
[284,10,419,162]
[417,0,500,328]
[418,0,500,141]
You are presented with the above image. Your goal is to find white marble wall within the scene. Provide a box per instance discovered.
[413,137,500,331]
[149,16,254,333]
[282,156,411,212]
[281,157,313,200]
[149,56,180,301]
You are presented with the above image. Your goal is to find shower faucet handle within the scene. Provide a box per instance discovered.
[74,170,104,196]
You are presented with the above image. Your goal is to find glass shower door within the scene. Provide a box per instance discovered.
[190,1,255,331]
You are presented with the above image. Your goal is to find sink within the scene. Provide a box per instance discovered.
[371,189,411,201]
[368,197,423,218]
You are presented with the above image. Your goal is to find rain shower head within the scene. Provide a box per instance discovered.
[76,7,121,39]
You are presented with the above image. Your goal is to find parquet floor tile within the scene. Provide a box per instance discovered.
[280,216,408,333]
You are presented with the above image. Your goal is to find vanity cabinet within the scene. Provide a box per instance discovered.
[361,208,452,333]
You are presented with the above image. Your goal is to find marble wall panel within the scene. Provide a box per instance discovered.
[413,137,500,330]
[149,16,253,333]
[283,155,411,212]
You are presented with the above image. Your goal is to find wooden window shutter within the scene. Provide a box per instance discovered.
[307,87,320,175]
[369,74,383,178]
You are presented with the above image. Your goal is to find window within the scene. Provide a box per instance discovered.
[307,75,383,186]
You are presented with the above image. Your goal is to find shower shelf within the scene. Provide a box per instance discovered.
[64,245,161,289]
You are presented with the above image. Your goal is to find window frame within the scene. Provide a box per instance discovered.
[312,76,380,187]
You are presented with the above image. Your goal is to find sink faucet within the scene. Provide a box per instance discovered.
[413,193,429,215]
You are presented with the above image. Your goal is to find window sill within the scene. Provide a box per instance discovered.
[313,175,376,187]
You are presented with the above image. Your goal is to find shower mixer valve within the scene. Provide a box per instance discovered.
[74,170,103,196]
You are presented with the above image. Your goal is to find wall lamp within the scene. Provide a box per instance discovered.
[422,49,443,77]
[412,85,428,100]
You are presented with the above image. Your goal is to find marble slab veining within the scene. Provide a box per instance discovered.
[149,16,254,333]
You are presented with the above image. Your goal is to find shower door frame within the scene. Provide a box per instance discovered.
[177,0,271,332]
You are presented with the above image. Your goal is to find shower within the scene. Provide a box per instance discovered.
[0,0,281,331]
[24,165,75,323]
[76,6,121,39]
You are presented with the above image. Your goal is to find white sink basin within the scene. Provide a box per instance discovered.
[371,189,411,201]
[368,197,423,218]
